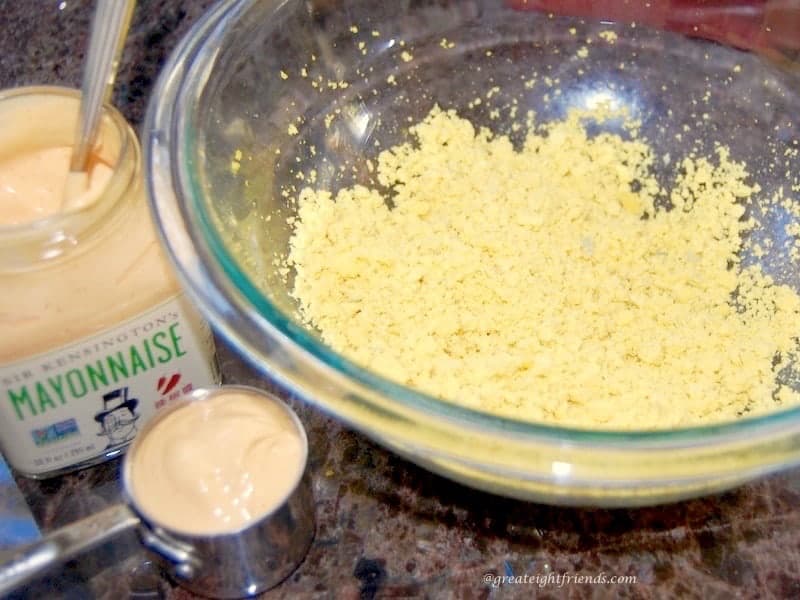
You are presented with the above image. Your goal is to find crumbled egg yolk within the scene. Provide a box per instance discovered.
[286,106,800,430]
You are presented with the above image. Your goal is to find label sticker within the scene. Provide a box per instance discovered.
[0,294,218,475]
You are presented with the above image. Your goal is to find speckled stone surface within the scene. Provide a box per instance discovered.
[2,1,800,599]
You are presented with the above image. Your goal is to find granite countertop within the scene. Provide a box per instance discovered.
[2,1,800,598]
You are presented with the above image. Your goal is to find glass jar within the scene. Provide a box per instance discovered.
[0,86,218,478]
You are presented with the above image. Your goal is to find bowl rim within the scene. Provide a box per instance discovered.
[145,0,800,452]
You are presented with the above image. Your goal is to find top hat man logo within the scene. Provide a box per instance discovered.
[94,387,140,449]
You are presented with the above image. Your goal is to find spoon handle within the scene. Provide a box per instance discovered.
[0,503,139,596]
[70,0,136,172]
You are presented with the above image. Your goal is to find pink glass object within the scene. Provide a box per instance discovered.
[510,0,800,62]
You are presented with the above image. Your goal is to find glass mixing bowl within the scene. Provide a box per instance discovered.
[145,0,800,506]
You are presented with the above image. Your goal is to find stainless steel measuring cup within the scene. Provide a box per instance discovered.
[0,386,315,599]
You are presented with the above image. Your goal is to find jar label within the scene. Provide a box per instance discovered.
[0,294,218,476]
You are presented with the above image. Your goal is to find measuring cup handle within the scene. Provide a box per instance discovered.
[0,502,140,596]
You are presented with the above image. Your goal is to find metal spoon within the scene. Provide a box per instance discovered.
[62,0,136,209]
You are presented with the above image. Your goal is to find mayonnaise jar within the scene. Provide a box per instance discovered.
[0,87,218,477]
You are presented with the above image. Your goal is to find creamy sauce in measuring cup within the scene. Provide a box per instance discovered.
[128,391,306,535]
[0,386,314,598]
